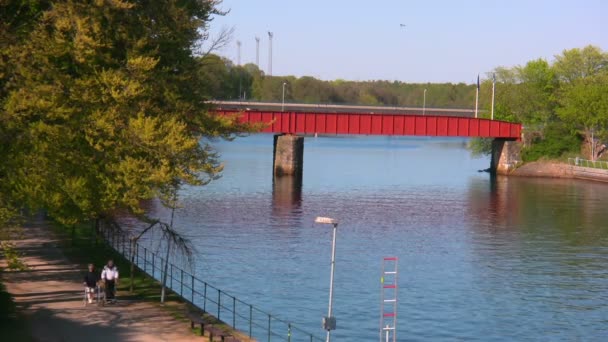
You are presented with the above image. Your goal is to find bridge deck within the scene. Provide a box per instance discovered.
[216,110,521,139]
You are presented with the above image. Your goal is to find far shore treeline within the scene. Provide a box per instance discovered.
[203,45,608,163]
[1,1,607,250]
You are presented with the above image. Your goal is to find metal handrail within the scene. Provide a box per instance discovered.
[102,227,323,342]
[568,157,608,170]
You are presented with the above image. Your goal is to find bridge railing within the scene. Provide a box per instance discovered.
[101,227,324,342]
[568,157,608,170]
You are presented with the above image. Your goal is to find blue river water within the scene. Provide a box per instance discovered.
[146,134,608,341]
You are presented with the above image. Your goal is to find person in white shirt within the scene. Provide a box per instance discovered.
[101,259,119,302]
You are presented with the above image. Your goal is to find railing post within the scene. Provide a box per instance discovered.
[267,314,271,342]
[144,248,147,273]
[288,323,291,342]
[232,296,236,328]
[170,264,173,289]
[152,253,155,278]
[203,283,207,312]
[218,290,221,319]
[180,269,184,296]
[249,305,253,338]
[191,275,194,304]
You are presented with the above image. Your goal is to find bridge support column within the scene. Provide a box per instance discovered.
[273,134,304,177]
[491,139,522,174]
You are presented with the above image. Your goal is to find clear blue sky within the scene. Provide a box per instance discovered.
[207,0,608,83]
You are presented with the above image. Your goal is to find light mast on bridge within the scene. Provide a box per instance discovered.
[267,31,273,76]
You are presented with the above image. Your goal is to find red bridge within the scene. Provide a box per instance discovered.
[213,109,523,177]
[216,110,521,139]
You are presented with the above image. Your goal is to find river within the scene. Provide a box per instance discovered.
[144,134,608,341]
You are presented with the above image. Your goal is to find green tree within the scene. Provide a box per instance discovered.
[554,45,608,83]
[556,73,608,159]
[1,0,247,228]
[553,46,608,159]
[490,59,556,125]
[197,54,232,100]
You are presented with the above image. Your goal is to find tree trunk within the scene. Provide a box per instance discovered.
[160,238,171,304]
[582,130,596,160]
[130,238,136,293]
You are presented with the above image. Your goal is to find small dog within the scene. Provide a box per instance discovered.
[97,280,107,305]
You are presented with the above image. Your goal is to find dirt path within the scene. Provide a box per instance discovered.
[1,218,197,342]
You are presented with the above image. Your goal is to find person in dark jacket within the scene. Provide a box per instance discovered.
[83,263,99,304]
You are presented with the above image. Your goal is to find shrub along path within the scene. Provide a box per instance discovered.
[0,216,197,342]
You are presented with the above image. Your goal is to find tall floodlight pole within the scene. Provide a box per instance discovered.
[315,217,339,342]
[282,82,287,112]
[236,40,241,66]
[423,89,427,116]
[255,36,260,67]
[237,40,242,99]
[267,31,273,76]
[491,73,496,120]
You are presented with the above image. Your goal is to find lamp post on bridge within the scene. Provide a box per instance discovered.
[282,82,287,112]
[315,216,339,342]
[423,88,427,116]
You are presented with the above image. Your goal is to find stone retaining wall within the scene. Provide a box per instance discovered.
[510,161,608,183]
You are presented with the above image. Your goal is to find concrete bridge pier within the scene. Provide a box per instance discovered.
[491,139,522,174]
[273,134,304,177]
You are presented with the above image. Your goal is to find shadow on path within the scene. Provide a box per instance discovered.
[1,217,198,342]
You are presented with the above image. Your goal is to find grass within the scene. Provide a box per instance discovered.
[50,221,252,341]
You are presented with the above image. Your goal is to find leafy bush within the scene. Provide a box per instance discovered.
[468,138,494,157]
[522,123,581,162]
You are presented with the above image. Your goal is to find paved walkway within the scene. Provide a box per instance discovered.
[1,217,197,342]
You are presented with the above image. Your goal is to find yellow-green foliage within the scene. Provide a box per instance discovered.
[0,0,248,226]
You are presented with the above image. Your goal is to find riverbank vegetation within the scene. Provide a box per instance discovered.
[488,45,607,162]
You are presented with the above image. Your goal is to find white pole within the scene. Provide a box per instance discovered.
[268,32,273,76]
[255,37,260,67]
[282,82,286,112]
[236,40,241,66]
[423,89,427,116]
[474,87,479,119]
[491,73,496,120]
[326,223,338,342]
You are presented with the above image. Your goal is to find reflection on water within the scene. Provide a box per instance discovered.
[272,175,303,220]
[138,135,608,341]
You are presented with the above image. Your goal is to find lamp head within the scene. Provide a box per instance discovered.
[315,216,338,225]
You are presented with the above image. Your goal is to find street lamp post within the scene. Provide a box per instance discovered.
[282,82,287,112]
[315,216,339,342]
[423,89,427,116]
